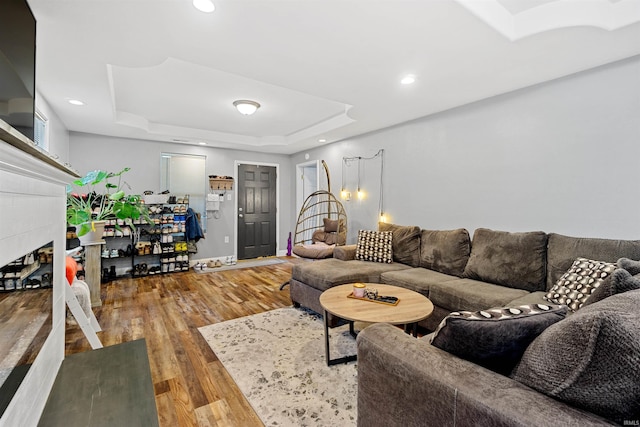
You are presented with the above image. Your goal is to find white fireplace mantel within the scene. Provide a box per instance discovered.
[0,136,76,426]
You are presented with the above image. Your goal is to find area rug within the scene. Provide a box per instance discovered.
[198,307,357,426]
[194,257,285,273]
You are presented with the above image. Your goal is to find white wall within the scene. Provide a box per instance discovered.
[292,55,640,242]
[68,134,294,259]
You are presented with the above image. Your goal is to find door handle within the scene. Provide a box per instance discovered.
[238,214,244,218]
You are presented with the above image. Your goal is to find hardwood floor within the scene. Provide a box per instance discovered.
[65,257,305,427]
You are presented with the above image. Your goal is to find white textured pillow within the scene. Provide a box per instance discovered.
[544,257,616,311]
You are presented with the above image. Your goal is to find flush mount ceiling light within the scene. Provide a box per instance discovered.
[400,74,416,85]
[193,0,215,13]
[233,100,261,115]
[68,99,85,106]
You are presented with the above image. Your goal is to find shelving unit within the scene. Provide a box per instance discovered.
[64,196,192,281]
[132,197,190,276]
[100,220,134,282]
[0,244,54,291]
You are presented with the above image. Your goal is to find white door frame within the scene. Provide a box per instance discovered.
[234,160,280,258]
[296,160,320,213]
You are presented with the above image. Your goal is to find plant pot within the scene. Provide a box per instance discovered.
[76,220,106,245]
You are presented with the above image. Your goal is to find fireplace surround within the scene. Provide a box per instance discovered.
[0,126,78,426]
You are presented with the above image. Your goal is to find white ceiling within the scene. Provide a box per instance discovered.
[28,0,640,154]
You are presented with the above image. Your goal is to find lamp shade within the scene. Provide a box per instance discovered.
[233,100,260,115]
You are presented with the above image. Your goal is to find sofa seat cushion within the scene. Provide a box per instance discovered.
[380,268,459,296]
[506,291,548,307]
[378,222,421,267]
[291,258,410,292]
[512,289,640,424]
[463,228,547,292]
[428,278,529,312]
[546,233,640,290]
[420,228,471,277]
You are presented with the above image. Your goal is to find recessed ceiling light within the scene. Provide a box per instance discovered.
[193,0,215,13]
[318,138,327,143]
[198,142,207,146]
[400,75,416,85]
[68,99,85,106]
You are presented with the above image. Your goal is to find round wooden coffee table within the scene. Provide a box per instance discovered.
[319,283,434,365]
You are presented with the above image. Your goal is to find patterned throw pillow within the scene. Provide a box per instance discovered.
[544,257,616,311]
[355,230,393,263]
[430,304,567,375]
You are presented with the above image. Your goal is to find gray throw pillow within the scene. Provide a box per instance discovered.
[512,290,640,424]
[430,303,567,376]
[378,223,421,267]
[463,228,547,292]
[420,228,471,277]
[617,257,640,275]
[583,266,640,307]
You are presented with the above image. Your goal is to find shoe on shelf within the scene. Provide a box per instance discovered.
[110,249,119,258]
[102,249,110,258]
[41,273,52,287]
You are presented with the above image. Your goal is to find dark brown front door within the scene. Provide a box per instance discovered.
[237,164,277,260]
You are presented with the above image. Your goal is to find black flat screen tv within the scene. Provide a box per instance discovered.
[0,0,36,141]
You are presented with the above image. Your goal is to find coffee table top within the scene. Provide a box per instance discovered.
[319,283,433,325]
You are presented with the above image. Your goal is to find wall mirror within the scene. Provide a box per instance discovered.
[0,241,54,416]
[160,153,207,232]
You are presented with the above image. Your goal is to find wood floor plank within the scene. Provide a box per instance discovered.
[58,256,302,426]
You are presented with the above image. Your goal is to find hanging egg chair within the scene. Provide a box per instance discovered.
[291,161,347,259]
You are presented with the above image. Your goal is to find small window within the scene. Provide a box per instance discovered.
[34,110,48,150]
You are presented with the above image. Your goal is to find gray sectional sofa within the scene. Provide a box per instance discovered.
[290,224,640,330]
[288,224,640,425]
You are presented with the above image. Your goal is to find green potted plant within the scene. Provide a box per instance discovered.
[66,167,150,243]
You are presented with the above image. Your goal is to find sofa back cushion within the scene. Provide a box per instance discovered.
[378,223,421,267]
[546,233,640,290]
[511,289,640,424]
[420,228,471,277]
[463,228,547,292]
